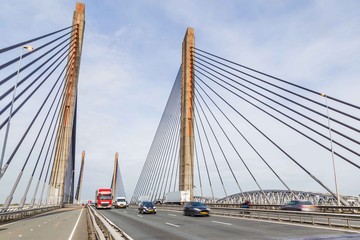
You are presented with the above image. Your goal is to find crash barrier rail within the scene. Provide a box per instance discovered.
[205,203,360,214]
[0,205,60,223]
[154,204,360,231]
[87,205,133,240]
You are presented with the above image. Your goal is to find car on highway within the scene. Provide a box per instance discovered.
[114,197,128,209]
[281,200,316,211]
[240,200,252,208]
[183,201,210,216]
[138,201,157,214]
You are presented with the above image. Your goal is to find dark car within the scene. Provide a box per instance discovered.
[281,200,316,211]
[240,200,252,208]
[138,201,157,214]
[183,201,210,216]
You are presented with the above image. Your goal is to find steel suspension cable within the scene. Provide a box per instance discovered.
[195,95,245,199]
[27,57,74,207]
[137,97,175,199]
[0,44,76,129]
[194,104,228,199]
[194,65,360,159]
[0,29,76,71]
[194,48,360,111]
[151,90,180,200]
[0,25,75,54]
[2,57,70,208]
[194,74,296,199]
[0,52,73,177]
[195,73,347,205]
[0,33,77,87]
[163,115,180,197]
[195,68,360,170]
[195,88,272,203]
[157,100,181,200]
[194,55,360,134]
[132,67,181,201]
[143,94,177,200]
[172,150,180,192]
[18,60,69,207]
[0,36,77,110]
[194,113,214,199]
[32,88,66,207]
[194,61,360,146]
[157,74,181,199]
[193,137,204,200]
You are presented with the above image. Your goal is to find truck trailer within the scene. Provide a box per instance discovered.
[164,190,190,204]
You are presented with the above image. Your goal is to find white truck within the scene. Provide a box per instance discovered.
[138,195,150,203]
[114,197,127,208]
[164,190,190,204]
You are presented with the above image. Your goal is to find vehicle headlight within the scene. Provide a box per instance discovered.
[206,208,211,211]
[194,208,200,211]
[144,207,148,209]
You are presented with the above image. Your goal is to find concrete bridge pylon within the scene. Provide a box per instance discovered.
[49,2,85,206]
[179,27,195,200]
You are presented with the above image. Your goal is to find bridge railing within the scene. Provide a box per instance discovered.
[0,206,60,223]
[87,205,132,240]
[205,203,360,214]
[148,204,360,230]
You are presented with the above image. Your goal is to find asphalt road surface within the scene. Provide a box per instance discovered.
[0,206,87,240]
[100,207,360,240]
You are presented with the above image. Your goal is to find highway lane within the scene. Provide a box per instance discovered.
[100,207,360,240]
[0,206,87,240]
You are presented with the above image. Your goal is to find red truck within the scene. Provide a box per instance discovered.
[95,188,112,209]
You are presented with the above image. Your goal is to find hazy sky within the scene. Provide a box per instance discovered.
[0,0,359,203]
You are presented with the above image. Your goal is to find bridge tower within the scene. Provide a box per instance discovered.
[111,152,119,202]
[75,151,85,204]
[179,28,195,200]
[49,2,85,206]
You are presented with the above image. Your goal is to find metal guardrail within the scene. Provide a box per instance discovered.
[204,203,360,214]
[154,204,360,231]
[87,205,133,240]
[0,206,60,223]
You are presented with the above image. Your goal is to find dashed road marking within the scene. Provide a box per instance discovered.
[137,215,143,218]
[211,220,232,226]
[166,222,180,228]
[168,214,177,216]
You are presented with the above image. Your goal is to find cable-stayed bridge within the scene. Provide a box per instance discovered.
[0,2,359,239]
[131,28,360,207]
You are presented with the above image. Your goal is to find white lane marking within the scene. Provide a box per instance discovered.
[18,235,23,238]
[38,225,41,227]
[211,220,232,226]
[137,215,143,218]
[30,229,34,231]
[67,208,83,240]
[168,214,177,217]
[166,222,180,228]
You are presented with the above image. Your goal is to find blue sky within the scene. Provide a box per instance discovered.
[0,0,359,203]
